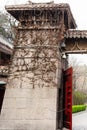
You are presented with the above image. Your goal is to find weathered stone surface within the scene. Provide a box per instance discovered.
[7,30,60,89]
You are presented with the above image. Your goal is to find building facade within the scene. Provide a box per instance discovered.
[0,35,13,79]
[0,35,12,116]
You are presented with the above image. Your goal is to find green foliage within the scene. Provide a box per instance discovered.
[72,105,86,113]
[0,11,15,43]
[73,90,87,105]
[0,12,8,26]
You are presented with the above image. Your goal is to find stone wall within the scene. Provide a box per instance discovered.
[0,27,64,130]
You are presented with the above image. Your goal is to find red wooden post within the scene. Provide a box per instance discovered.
[63,67,73,130]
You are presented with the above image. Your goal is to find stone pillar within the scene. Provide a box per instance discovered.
[0,2,69,129]
[0,28,63,130]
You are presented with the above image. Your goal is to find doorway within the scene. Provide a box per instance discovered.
[0,81,6,113]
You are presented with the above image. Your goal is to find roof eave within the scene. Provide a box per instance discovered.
[5,3,77,29]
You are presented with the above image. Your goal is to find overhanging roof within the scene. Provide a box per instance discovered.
[5,2,77,29]
[5,3,75,11]
[0,35,13,55]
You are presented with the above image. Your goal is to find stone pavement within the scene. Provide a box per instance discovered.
[72,110,87,130]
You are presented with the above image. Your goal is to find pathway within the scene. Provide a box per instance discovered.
[72,110,87,130]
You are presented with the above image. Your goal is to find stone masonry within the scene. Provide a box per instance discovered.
[0,2,76,130]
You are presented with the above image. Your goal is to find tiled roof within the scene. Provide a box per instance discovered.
[0,35,13,55]
[5,3,71,10]
[5,2,77,29]
[0,35,13,49]
[65,30,87,38]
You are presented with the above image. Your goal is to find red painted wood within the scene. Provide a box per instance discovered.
[63,67,73,130]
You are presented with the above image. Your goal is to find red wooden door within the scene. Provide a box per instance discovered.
[63,67,73,130]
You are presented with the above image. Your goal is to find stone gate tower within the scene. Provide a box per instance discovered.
[0,2,76,130]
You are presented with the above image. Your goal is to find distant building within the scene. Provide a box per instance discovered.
[0,34,13,114]
[0,35,13,82]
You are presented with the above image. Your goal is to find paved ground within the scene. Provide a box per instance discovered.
[72,110,87,130]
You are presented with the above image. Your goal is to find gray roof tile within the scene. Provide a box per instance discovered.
[65,30,87,38]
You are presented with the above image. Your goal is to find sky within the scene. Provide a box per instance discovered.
[69,54,87,65]
[1,0,87,65]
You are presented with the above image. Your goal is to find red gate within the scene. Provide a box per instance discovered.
[63,67,73,130]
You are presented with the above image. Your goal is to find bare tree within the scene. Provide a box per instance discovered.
[69,55,81,90]
[69,55,87,105]
[69,54,87,91]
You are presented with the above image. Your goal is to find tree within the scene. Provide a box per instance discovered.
[0,11,18,43]
[69,54,87,105]
[69,55,81,90]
